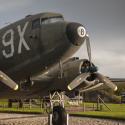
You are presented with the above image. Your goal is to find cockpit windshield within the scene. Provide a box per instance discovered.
[41,17,64,24]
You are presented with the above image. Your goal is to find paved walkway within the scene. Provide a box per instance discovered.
[0,113,124,125]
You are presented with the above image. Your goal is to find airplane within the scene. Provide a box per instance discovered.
[0,12,118,125]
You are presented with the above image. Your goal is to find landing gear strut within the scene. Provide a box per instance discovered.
[48,91,68,125]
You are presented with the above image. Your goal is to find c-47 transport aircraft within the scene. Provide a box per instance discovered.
[0,12,118,125]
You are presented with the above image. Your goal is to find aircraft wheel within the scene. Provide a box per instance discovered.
[52,106,67,125]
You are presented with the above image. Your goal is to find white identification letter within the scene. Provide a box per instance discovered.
[2,29,14,58]
[17,22,30,54]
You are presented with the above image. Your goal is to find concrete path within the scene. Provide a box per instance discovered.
[0,113,124,125]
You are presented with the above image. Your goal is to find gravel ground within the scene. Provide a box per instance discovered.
[0,113,125,125]
[70,117,125,125]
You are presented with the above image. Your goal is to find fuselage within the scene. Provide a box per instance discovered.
[0,12,86,98]
[0,13,85,81]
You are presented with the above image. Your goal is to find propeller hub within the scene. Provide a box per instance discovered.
[81,60,98,73]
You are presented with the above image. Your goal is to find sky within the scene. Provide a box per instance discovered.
[0,0,125,78]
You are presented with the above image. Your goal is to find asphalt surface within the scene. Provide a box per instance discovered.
[0,113,124,125]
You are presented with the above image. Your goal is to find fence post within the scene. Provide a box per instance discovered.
[97,95,100,111]
[29,99,32,109]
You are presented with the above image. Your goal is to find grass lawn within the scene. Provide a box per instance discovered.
[71,103,125,120]
[0,99,44,114]
[0,107,44,114]
[71,111,125,120]
[0,100,125,120]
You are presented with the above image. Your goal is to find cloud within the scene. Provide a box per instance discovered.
[0,0,33,12]
[74,35,125,78]
[93,51,125,78]
[0,1,17,11]
[0,0,124,78]
[0,0,36,28]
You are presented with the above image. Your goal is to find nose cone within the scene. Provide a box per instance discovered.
[66,23,86,46]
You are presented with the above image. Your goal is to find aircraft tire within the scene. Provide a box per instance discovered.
[52,105,67,125]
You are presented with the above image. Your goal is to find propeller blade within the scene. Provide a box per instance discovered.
[67,73,90,90]
[85,34,92,66]
[95,73,117,91]
[0,71,18,90]
[80,83,104,93]
[83,80,96,89]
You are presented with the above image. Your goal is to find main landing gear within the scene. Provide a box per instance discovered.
[47,91,68,125]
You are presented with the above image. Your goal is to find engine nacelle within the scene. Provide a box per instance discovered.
[63,59,84,81]
[47,57,97,82]
[47,57,83,78]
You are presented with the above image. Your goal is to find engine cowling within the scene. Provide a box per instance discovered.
[63,59,84,81]
[47,57,84,78]
[47,57,97,84]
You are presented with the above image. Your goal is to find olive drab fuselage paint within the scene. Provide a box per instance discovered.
[0,13,84,81]
[0,12,86,98]
[1,22,30,58]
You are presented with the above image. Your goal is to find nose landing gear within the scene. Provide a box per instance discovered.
[48,91,68,125]
[52,106,67,125]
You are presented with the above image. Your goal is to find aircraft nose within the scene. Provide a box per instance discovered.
[66,23,86,46]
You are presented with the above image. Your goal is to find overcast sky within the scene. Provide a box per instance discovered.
[0,0,125,78]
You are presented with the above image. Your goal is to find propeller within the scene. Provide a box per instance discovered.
[81,34,117,92]
[67,31,118,92]
[85,34,92,66]
[67,33,92,91]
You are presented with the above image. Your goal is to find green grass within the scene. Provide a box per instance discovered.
[81,102,125,111]
[0,99,44,114]
[71,103,125,120]
[0,100,125,120]
[0,99,8,105]
[71,111,125,120]
[0,107,44,114]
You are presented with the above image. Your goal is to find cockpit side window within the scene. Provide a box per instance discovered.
[41,17,64,25]
[32,18,40,29]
